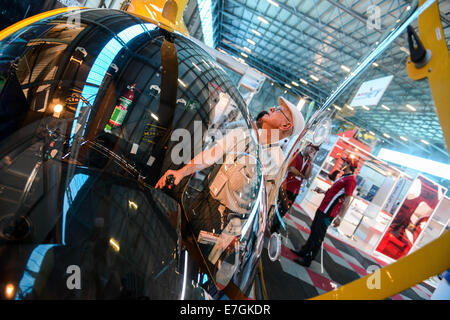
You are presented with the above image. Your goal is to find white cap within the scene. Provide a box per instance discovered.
[278,96,305,137]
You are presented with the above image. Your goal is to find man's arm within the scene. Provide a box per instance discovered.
[155,141,225,189]
[332,195,352,227]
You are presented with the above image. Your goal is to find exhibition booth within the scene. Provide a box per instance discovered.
[294,130,449,261]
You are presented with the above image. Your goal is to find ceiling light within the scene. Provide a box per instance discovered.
[310,74,319,81]
[378,148,450,180]
[420,139,429,145]
[284,83,292,89]
[406,104,416,111]
[192,62,202,72]
[243,46,252,53]
[345,104,354,110]
[340,65,351,72]
[300,78,308,85]
[381,104,390,111]
[400,47,410,54]
[251,29,261,36]
[291,81,299,87]
[267,0,279,7]
[257,16,269,24]
[150,112,159,121]
[362,105,370,111]
[333,104,342,111]
[372,62,379,67]
[383,133,391,138]
[369,131,375,135]
[178,78,187,87]
[399,136,408,141]
[246,38,256,45]
[237,57,246,64]
[241,52,248,58]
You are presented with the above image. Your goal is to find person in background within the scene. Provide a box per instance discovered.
[292,157,358,267]
[271,143,319,233]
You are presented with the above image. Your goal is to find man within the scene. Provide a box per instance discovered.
[255,111,268,129]
[271,143,319,233]
[155,96,305,232]
[292,156,358,267]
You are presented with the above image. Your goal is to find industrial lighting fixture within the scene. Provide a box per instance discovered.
[241,52,248,58]
[369,131,375,135]
[284,83,291,89]
[246,38,256,45]
[310,74,319,81]
[238,57,246,64]
[178,78,187,87]
[109,238,120,252]
[251,29,261,36]
[373,62,379,67]
[406,104,416,111]
[333,104,342,111]
[243,46,252,53]
[378,148,450,180]
[340,65,351,72]
[291,81,299,87]
[362,105,370,111]
[420,139,429,145]
[383,133,391,138]
[267,0,279,7]
[381,104,390,111]
[299,78,308,85]
[345,104,354,110]
[399,136,408,142]
[257,16,269,24]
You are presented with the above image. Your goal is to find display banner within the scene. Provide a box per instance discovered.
[375,175,446,260]
[350,75,393,106]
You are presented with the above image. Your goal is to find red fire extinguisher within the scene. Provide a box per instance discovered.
[105,83,136,132]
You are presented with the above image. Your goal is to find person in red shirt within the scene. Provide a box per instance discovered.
[271,144,319,233]
[293,157,358,267]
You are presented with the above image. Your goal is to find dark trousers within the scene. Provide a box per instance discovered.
[300,210,332,262]
[271,189,298,233]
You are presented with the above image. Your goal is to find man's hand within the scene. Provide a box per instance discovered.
[155,169,185,189]
[332,217,341,227]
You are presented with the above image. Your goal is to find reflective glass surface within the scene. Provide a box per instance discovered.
[0,8,263,299]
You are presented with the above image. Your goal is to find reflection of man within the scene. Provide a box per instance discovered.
[155,96,305,236]
[271,143,319,233]
[293,157,358,267]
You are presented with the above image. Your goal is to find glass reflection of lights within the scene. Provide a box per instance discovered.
[180,251,188,300]
[16,245,58,299]
[109,238,120,252]
[70,23,157,138]
[5,284,15,299]
[128,200,138,210]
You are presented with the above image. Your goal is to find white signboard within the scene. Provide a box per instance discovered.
[350,75,394,107]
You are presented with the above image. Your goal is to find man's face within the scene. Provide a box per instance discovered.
[262,103,293,132]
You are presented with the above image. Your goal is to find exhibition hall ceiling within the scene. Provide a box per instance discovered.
[196,0,450,162]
